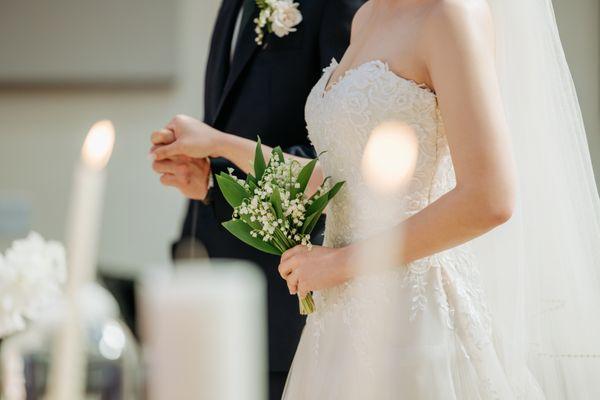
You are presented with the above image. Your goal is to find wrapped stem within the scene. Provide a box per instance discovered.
[298,293,315,315]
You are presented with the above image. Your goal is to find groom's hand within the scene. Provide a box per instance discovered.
[150,114,221,161]
[152,156,212,201]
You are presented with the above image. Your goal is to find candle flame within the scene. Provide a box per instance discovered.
[82,120,115,170]
[362,121,418,194]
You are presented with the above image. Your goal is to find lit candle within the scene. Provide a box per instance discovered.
[47,120,115,400]
[350,121,419,396]
[356,121,419,257]
[362,121,418,195]
[357,120,419,266]
[66,120,116,292]
[139,260,267,400]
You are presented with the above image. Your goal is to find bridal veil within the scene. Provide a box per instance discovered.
[473,0,600,397]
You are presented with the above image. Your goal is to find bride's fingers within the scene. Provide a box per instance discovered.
[281,245,306,263]
[298,284,309,299]
[286,270,299,295]
[151,129,175,145]
[278,258,295,279]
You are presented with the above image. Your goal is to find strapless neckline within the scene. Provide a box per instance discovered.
[321,58,436,98]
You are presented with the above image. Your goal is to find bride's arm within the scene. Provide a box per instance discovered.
[151,115,325,196]
[217,132,325,196]
[279,1,517,297]
[385,1,516,265]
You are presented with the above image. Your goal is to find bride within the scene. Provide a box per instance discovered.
[151,0,600,398]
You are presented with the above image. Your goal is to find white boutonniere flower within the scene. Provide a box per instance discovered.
[254,0,303,45]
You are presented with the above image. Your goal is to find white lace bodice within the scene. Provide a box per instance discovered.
[306,59,455,247]
[306,57,492,354]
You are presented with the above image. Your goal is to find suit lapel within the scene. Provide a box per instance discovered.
[211,5,260,126]
[205,0,243,123]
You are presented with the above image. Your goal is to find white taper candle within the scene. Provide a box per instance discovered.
[47,120,115,400]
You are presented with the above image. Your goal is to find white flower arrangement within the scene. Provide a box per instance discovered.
[216,139,344,314]
[0,232,67,338]
[254,0,303,45]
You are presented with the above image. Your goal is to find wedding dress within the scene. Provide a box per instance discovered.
[282,0,600,396]
[282,59,543,399]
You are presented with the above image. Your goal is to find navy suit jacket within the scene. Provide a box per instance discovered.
[174,0,363,372]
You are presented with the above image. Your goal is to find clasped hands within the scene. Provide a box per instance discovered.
[150,114,353,298]
[150,114,219,201]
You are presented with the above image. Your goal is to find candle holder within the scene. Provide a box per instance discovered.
[0,283,141,400]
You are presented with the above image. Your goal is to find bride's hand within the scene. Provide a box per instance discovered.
[278,245,352,298]
[151,114,222,160]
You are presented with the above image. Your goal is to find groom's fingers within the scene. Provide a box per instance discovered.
[151,129,175,145]
[153,160,176,174]
[160,173,180,187]
[153,142,181,161]
[153,160,191,176]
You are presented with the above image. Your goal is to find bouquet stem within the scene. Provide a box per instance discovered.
[298,293,315,315]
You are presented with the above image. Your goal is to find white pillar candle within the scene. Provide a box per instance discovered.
[139,260,267,400]
[47,120,115,400]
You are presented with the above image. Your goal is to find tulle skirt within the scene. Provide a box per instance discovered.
[282,248,543,399]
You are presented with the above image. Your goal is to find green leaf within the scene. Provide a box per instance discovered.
[246,174,258,192]
[222,220,281,256]
[301,212,323,235]
[306,192,329,217]
[216,173,251,208]
[308,176,330,201]
[302,181,346,234]
[302,196,329,234]
[305,180,343,215]
[326,181,345,202]
[294,158,317,197]
[254,137,267,181]
[270,188,283,219]
[271,147,285,164]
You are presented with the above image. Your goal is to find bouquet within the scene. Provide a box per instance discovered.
[216,139,344,314]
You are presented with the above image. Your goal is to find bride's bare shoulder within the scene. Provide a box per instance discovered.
[426,0,491,20]
[350,1,374,38]
[421,0,494,49]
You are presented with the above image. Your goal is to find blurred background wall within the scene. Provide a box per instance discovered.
[0,0,219,278]
[0,0,598,278]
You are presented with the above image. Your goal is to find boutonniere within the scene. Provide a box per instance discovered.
[254,0,303,45]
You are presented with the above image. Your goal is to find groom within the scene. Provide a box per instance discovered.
[153,0,363,398]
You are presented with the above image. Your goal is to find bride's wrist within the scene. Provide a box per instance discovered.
[209,130,231,158]
[336,245,356,282]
